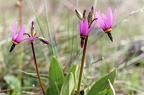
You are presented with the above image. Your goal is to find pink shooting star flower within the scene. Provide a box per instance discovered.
[95,7,117,42]
[10,22,37,52]
[76,6,97,48]
[10,22,26,52]
[79,18,96,48]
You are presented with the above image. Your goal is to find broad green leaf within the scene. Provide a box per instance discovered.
[87,68,116,95]
[69,65,78,84]
[107,79,115,95]
[4,75,21,95]
[46,56,64,95]
[97,79,115,95]
[68,65,79,95]
[60,72,74,95]
[46,81,60,95]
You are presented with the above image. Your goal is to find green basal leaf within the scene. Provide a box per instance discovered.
[69,65,78,84]
[97,79,115,95]
[46,56,64,95]
[107,79,115,95]
[68,65,79,95]
[4,75,21,95]
[60,72,74,95]
[87,68,116,95]
[46,81,60,95]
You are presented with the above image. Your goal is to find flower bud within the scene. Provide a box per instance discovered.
[83,10,86,19]
[38,37,50,45]
[31,21,36,37]
[88,6,94,26]
[75,9,83,19]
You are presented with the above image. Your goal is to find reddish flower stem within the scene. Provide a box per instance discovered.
[31,42,46,95]
[77,37,88,95]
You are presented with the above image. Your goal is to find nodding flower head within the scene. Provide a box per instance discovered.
[95,7,117,42]
[79,19,95,37]
[79,19,95,48]
[75,6,97,48]
[12,22,26,45]
[10,22,26,52]
[10,21,50,52]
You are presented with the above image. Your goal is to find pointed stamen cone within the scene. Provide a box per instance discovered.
[81,39,85,48]
[107,32,113,42]
[80,37,86,48]
[9,44,16,52]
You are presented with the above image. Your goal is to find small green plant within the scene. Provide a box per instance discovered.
[8,2,117,95]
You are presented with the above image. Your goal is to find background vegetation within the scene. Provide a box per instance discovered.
[0,0,144,95]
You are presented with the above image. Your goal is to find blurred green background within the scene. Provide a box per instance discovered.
[0,0,144,95]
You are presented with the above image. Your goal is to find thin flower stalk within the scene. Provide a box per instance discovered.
[29,21,50,95]
[10,22,26,52]
[9,23,37,52]
[75,6,97,95]
[76,37,88,95]
[10,21,50,95]
[31,42,46,95]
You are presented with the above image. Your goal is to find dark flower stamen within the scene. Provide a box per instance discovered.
[107,32,113,42]
[9,44,16,52]
[80,36,87,48]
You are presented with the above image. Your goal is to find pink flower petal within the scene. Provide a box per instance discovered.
[112,9,117,25]
[88,20,96,34]
[101,14,107,22]
[12,22,18,40]
[15,25,26,42]
[22,37,37,42]
[79,20,83,34]
[101,14,109,28]
[80,19,88,36]
[107,7,112,27]
[95,12,105,30]
[83,19,89,35]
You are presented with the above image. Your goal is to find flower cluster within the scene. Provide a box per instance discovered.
[75,6,97,48]
[10,21,50,52]
[75,7,117,45]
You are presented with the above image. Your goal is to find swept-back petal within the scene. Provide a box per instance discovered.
[80,19,88,36]
[79,20,83,34]
[15,25,26,42]
[103,13,113,29]
[88,20,96,34]
[101,14,107,22]
[12,22,18,40]
[101,14,109,28]
[107,7,112,27]
[82,19,88,36]
[112,9,117,25]
[95,12,105,30]
[22,37,37,41]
